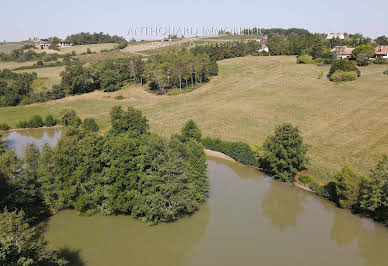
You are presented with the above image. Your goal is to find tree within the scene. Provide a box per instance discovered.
[82,118,99,132]
[49,37,61,50]
[59,62,95,94]
[0,209,67,265]
[59,109,80,126]
[109,106,149,136]
[180,120,202,142]
[334,165,363,209]
[359,156,388,222]
[261,123,309,181]
[351,45,375,66]
[376,36,388,45]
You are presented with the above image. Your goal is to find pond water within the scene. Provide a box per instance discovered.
[5,128,388,266]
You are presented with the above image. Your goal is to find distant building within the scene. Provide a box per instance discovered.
[327,33,345,40]
[257,35,268,44]
[258,44,269,53]
[57,42,72,47]
[331,46,354,59]
[35,40,50,49]
[375,45,388,58]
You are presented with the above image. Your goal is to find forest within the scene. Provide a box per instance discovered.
[64,32,126,45]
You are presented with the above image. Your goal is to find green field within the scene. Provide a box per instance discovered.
[1,56,388,183]
[14,66,65,89]
[59,43,118,54]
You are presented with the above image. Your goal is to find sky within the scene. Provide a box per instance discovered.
[1,0,388,41]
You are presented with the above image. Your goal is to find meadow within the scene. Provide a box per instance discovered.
[1,56,388,183]
[59,43,118,54]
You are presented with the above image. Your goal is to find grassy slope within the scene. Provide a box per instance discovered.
[1,56,388,183]
[59,43,118,54]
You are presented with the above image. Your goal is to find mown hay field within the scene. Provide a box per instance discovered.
[1,56,388,183]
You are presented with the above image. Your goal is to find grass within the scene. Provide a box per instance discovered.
[1,56,388,183]
[14,66,65,89]
[0,60,37,70]
[59,43,118,54]
[0,42,24,53]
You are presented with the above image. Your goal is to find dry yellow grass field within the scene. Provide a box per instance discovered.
[1,56,388,182]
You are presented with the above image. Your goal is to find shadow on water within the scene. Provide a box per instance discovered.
[58,248,86,266]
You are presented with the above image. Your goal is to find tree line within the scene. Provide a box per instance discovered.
[64,32,126,45]
[0,106,208,264]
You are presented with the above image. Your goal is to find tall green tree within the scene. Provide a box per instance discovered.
[334,165,363,209]
[261,123,309,181]
[0,209,67,266]
[180,120,202,142]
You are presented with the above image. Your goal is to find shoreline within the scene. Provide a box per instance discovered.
[205,148,315,193]
[0,125,63,133]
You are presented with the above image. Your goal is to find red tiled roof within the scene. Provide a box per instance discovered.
[375,46,388,55]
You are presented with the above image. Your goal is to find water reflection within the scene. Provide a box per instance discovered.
[4,128,62,157]
[261,182,306,232]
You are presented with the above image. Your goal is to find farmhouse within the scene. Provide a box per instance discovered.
[35,40,50,49]
[375,45,388,58]
[258,44,269,53]
[327,33,345,40]
[331,46,354,59]
[57,42,72,47]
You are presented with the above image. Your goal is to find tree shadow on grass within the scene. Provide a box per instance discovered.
[58,247,86,266]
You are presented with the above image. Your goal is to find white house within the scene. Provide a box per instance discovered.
[327,33,345,40]
[331,46,354,59]
[35,40,50,49]
[375,45,388,58]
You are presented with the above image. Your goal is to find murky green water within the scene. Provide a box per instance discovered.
[6,128,388,266]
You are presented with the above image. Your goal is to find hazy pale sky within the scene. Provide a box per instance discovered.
[1,0,387,41]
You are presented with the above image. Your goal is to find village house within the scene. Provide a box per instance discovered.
[375,45,388,58]
[327,33,345,40]
[331,46,354,59]
[258,44,269,53]
[35,40,50,49]
[257,35,268,44]
[57,42,73,47]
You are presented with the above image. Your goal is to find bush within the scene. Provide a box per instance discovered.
[115,95,124,100]
[299,176,312,184]
[330,70,358,82]
[16,120,29,128]
[328,59,360,78]
[28,115,44,128]
[0,123,10,130]
[297,55,313,64]
[202,137,258,166]
[374,57,387,64]
[60,109,80,126]
[384,70,388,75]
[82,118,99,132]
[71,116,82,127]
[44,114,57,127]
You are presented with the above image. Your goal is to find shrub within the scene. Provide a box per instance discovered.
[374,57,387,64]
[60,109,79,126]
[16,120,29,128]
[334,165,362,209]
[260,123,309,182]
[330,70,358,82]
[384,70,388,75]
[202,137,258,166]
[71,116,82,127]
[297,55,313,64]
[299,176,312,184]
[328,59,360,78]
[82,118,99,132]
[28,115,44,128]
[44,114,57,127]
[115,95,124,100]
[0,123,10,130]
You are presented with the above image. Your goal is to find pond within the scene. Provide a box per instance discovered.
[4,128,388,266]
